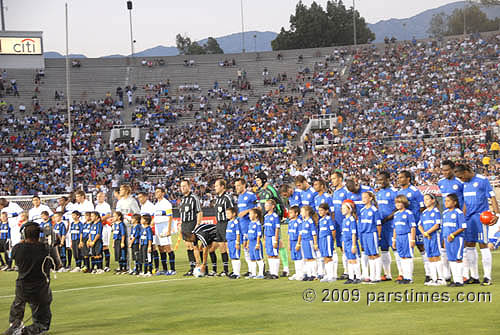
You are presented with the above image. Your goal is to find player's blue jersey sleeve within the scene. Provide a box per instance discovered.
[97,222,103,236]
[408,210,416,227]
[120,222,126,236]
[147,227,153,241]
[457,211,466,229]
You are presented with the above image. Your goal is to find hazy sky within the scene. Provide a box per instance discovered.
[6,0,461,57]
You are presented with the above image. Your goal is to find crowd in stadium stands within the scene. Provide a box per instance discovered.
[0,34,499,203]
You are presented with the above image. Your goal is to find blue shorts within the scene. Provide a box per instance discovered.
[396,233,414,258]
[319,235,334,258]
[360,232,379,256]
[301,239,315,260]
[465,214,488,244]
[227,239,240,260]
[248,239,263,261]
[379,221,393,250]
[334,221,342,247]
[415,229,424,246]
[240,222,249,242]
[423,233,440,258]
[445,235,464,261]
[289,239,302,261]
[342,239,360,260]
[265,235,279,257]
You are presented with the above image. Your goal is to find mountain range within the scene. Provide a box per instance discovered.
[45,1,500,59]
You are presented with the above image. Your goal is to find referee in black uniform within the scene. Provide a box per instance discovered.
[214,179,234,276]
[185,223,217,276]
[179,179,202,276]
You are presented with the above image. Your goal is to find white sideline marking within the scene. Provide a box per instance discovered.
[0,277,196,299]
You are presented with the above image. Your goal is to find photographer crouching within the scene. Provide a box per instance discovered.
[4,222,54,335]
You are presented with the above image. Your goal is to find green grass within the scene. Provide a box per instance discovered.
[1,232,500,335]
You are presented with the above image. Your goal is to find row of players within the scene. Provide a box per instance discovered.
[1,161,499,285]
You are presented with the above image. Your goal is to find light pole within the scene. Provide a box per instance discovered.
[253,34,257,53]
[65,3,73,191]
[127,1,135,57]
[0,0,5,31]
[240,0,245,53]
[353,0,357,46]
[463,0,467,35]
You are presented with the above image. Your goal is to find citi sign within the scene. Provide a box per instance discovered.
[0,37,43,55]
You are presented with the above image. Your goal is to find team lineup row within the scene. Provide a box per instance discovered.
[0,161,499,286]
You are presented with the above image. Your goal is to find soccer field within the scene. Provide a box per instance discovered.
[1,233,499,335]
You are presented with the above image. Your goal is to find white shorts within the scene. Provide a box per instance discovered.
[102,225,112,247]
[154,222,172,246]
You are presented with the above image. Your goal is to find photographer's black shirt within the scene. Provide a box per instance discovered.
[12,242,50,284]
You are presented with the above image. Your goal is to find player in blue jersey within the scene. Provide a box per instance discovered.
[392,195,416,284]
[246,208,264,279]
[345,177,374,281]
[442,194,467,287]
[438,160,464,281]
[312,179,333,279]
[359,192,382,283]
[397,171,430,282]
[375,171,398,281]
[140,214,154,276]
[235,178,257,276]
[341,200,360,284]
[295,175,318,208]
[53,212,67,271]
[112,211,128,273]
[317,203,337,282]
[287,206,304,281]
[296,205,318,281]
[69,211,83,272]
[128,214,142,275]
[225,207,241,279]
[0,211,11,270]
[418,194,446,286]
[330,171,348,279]
[455,164,499,286]
[263,200,280,279]
[88,211,104,273]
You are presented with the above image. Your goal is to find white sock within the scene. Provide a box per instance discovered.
[268,259,276,276]
[395,252,403,276]
[354,261,361,280]
[450,261,464,284]
[375,257,382,282]
[440,248,450,279]
[361,252,369,279]
[274,258,281,276]
[257,260,264,276]
[436,260,444,281]
[480,248,492,280]
[342,253,348,275]
[316,256,324,277]
[325,260,333,279]
[381,251,391,278]
[296,260,304,278]
[307,261,314,277]
[250,261,257,276]
[429,261,438,282]
[368,259,376,281]
[422,252,431,276]
[244,249,251,266]
[347,263,354,280]
[469,247,479,279]
[332,252,338,279]
[232,260,241,276]
[402,258,413,280]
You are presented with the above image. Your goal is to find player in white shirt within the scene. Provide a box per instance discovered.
[74,190,94,221]
[0,198,24,246]
[95,192,112,272]
[56,195,76,269]
[116,184,140,272]
[152,188,176,275]
[28,196,53,224]
[138,192,159,273]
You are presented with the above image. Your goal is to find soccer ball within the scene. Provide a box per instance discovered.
[480,211,496,225]
[193,267,204,278]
